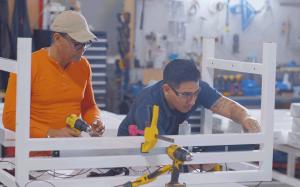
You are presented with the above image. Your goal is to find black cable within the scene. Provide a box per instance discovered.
[46,169,92,179]
[15,169,93,187]
[1,158,91,185]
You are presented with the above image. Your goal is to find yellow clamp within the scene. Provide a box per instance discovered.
[141,105,159,153]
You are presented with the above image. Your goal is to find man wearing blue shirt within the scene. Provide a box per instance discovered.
[117,59,260,136]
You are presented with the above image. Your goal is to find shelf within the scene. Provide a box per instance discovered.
[277,67,300,72]
[86,31,108,109]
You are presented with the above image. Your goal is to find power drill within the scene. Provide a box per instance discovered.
[166,145,192,187]
[66,114,91,133]
[119,145,192,187]
[167,145,192,164]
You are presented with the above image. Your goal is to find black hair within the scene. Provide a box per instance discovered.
[163,59,200,88]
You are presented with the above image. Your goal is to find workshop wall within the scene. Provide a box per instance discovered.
[134,0,300,68]
[79,0,123,55]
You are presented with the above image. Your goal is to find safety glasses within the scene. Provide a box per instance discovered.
[169,84,200,101]
[60,33,92,51]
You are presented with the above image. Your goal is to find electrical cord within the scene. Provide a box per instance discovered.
[46,169,92,179]
[14,169,94,187]
[87,167,130,177]
[1,158,102,185]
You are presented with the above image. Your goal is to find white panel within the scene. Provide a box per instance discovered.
[259,42,276,180]
[207,59,263,75]
[15,38,32,186]
[28,133,265,151]
[201,38,215,134]
[0,58,17,73]
[27,151,263,170]
[273,171,300,187]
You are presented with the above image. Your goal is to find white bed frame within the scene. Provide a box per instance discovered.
[0,38,276,187]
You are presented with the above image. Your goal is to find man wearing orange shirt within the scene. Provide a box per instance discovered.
[2,10,105,138]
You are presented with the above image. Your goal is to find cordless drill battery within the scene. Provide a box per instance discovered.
[66,114,91,132]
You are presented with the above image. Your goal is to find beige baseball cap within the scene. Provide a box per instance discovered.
[50,10,97,43]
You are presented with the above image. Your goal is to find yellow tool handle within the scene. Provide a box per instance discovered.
[131,165,172,187]
[141,105,159,153]
[150,105,159,129]
[66,114,80,128]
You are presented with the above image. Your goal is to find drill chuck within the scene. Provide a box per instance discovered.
[174,147,192,162]
[66,114,91,132]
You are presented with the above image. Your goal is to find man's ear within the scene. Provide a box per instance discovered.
[52,33,62,43]
[162,83,171,95]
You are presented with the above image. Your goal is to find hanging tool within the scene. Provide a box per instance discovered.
[235,74,243,96]
[188,0,200,17]
[240,0,256,31]
[224,0,230,32]
[232,34,239,54]
[119,145,192,187]
[140,0,145,30]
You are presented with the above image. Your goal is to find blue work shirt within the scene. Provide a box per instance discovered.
[117,80,222,136]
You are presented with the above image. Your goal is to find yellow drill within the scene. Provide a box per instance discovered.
[166,145,192,187]
[65,114,91,133]
[120,145,192,187]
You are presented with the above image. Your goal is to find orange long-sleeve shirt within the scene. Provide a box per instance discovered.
[2,48,100,138]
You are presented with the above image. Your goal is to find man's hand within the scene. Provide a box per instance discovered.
[241,116,261,133]
[89,119,105,137]
[47,127,81,138]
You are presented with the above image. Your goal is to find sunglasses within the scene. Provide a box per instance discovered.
[169,85,200,101]
[60,33,92,51]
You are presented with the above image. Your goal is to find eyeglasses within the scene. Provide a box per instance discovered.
[60,33,92,51]
[169,85,200,101]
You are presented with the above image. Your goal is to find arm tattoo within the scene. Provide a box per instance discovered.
[211,97,249,124]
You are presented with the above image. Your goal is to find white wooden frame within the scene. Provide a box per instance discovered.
[273,144,300,186]
[0,38,276,187]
